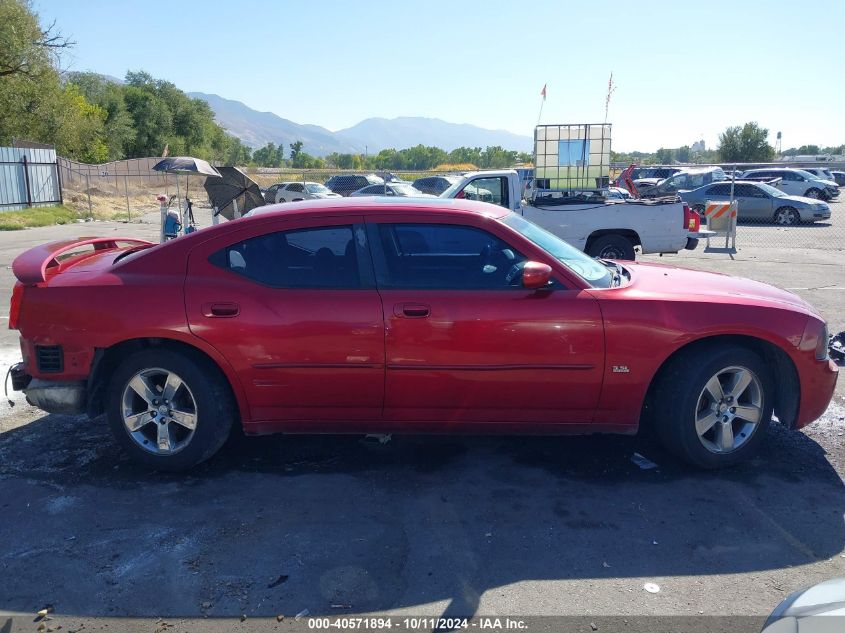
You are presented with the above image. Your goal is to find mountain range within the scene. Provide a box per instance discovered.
[187,92,533,157]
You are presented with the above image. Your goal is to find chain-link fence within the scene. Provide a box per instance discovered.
[626,162,845,251]
[55,157,844,252]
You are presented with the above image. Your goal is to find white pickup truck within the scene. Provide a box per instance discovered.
[440,170,703,260]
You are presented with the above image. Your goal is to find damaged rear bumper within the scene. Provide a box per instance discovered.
[10,362,86,415]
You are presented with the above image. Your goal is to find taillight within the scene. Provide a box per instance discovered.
[816,322,830,361]
[684,204,701,232]
[8,282,23,330]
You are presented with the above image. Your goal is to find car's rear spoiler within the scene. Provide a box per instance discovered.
[12,237,154,284]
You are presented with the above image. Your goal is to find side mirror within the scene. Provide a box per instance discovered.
[522,261,553,289]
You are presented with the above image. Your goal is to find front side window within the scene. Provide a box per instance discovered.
[374,223,529,290]
[287,183,304,193]
[460,177,508,207]
[215,225,360,288]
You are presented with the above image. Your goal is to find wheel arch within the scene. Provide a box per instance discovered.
[86,336,249,427]
[640,334,800,431]
[585,229,642,249]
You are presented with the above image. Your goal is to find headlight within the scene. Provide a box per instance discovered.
[817,322,830,360]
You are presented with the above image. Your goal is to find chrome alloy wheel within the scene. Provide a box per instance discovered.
[121,368,197,455]
[695,365,763,454]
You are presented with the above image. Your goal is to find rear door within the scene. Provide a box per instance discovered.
[185,216,385,424]
[367,214,604,425]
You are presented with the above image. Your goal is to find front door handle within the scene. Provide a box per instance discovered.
[202,302,240,318]
[394,303,430,318]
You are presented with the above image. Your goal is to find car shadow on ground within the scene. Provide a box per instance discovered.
[0,412,843,619]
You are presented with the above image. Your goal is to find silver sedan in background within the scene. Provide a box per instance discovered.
[680,180,831,226]
[349,182,434,197]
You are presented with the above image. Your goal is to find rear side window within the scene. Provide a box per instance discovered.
[706,184,731,196]
[214,226,360,288]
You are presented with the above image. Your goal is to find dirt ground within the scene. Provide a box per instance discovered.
[0,200,843,633]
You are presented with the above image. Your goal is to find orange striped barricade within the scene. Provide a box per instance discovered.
[704,200,737,251]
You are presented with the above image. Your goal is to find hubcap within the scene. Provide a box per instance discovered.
[695,365,763,454]
[121,368,197,455]
[806,189,819,199]
[776,209,795,225]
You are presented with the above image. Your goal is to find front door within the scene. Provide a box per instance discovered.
[185,216,385,423]
[367,218,604,425]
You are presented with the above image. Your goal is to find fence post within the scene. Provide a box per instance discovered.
[55,158,64,206]
[85,173,93,219]
[22,155,33,208]
[124,174,131,220]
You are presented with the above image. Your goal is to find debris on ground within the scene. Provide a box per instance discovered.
[240,614,247,622]
[267,574,289,588]
[590,623,598,631]
[295,609,310,620]
[631,452,659,470]
[276,615,285,622]
[37,609,50,619]
[830,332,845,362]
[643,583,661,593]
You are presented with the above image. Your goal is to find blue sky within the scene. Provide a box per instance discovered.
[34,0,844,152]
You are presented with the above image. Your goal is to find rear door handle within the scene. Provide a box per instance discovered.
[202,302,240,318]
[394,303,430,318]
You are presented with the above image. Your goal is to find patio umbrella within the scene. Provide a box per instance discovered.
[152,157,222,241]
[203,166,265,221]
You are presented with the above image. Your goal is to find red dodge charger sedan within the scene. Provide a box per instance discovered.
[8,198,838,470]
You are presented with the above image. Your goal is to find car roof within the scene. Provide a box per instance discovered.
[245,196,510,220]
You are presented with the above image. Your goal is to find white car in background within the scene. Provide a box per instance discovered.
[740,168,839,200]
[274,182,341,203]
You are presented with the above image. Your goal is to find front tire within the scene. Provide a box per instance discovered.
[106,348,235,471]
[773,206,800,225]
[804,188,821,199]
[587,234,636,260]
[650,345,773,469]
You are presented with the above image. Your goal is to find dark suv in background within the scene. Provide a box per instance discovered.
[325,174,383,197]
[412,175,461,195]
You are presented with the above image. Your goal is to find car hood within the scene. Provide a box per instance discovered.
[616,260,815,314]
[779,194,828,207]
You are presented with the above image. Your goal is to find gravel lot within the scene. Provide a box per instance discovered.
[0,199,842,633]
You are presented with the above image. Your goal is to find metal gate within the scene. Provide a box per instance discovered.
[0,147,62,212]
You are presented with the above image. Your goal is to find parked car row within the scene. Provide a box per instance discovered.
[739,168,839,201]
[680,180,831,225]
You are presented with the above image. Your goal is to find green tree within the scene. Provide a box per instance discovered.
[717,122,775,162]
[0,0,72,80]
[68,72,135,160]
[675,145,691,163]
[653,147,675,164]
[289,140,304,164]
[123,85,172,157]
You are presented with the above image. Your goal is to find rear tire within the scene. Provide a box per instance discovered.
[587,234,636,260]
[106,348,235,471]
[650,344,773,469]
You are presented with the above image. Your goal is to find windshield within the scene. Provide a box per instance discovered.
[757,182,786,197]
[440,180,464,198]
[305,183,330,194]
[502,214,613,288]
[794,169,822,181]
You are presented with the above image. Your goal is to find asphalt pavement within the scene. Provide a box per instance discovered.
[0,199,843,633]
